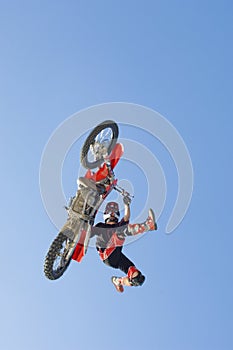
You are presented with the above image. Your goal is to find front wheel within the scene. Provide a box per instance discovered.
[44,232,72,280]
[81,120,119,169]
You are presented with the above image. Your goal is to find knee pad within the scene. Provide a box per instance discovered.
[127,266,145,287]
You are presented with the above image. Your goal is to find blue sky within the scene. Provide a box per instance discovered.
[1,1,233,349]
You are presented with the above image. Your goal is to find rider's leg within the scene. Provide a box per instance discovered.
[117,253,138,287]
[127,208,157,236]
[109,251,145,292]
[103,248,130,292]
[117,265,145,287]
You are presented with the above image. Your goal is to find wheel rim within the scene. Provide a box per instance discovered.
[88,127,114,162]
[53,239,70,273]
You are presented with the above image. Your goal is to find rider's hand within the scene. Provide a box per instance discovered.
[123,195,131,205]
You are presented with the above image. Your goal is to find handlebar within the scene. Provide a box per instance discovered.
[113,185,134,200]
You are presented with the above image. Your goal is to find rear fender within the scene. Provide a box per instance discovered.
[84,143,124,182]
[109,142,124,169]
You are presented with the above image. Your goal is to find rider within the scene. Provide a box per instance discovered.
[91,197,157,293]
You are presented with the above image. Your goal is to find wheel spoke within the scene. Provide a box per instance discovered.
[88,128,113,162]
[53,239,69,272]
[97,128,113,145]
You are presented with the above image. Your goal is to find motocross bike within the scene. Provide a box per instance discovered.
[44,120,132,280]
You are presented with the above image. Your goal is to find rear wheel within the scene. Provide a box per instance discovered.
[44,232,72,280]
[81,120,119,169]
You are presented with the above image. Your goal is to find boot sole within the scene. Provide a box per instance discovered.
[149,208,157,230]
[111,276,124,293]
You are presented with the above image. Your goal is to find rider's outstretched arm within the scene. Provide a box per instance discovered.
[123,196,131,222]
[124,203,130,222]
[126,209,157,235]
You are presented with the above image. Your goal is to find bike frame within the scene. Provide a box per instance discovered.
[71,143,124,263]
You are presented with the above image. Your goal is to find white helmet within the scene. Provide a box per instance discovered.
[103,202,120,222]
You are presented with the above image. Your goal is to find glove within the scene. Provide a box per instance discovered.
[123,195,131,205]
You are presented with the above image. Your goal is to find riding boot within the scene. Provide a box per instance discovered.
[127,209,157,235]
[111,276,124,293]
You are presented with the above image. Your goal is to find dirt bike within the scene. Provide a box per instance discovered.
[44,120,132,280]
